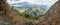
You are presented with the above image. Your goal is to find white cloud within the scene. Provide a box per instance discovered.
[7,0,58,14]
[7,0,58,7]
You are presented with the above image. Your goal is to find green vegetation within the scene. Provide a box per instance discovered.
[19,11,43,20]
[14,7,44,20]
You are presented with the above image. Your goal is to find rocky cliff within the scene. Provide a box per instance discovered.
[38,1,60,25]
[0,0,60,25]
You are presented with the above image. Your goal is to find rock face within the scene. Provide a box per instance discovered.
[0,0,26,25]
[38,1,60,25]
[0,0,60,25]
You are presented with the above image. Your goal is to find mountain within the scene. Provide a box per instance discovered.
[9,2,49,17]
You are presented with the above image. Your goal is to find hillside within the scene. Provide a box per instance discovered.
[38,1,60,25]
[0,0,27,25]
[0,0,60,25]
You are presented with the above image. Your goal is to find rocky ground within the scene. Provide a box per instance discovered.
[0,0,60,25]
[38,1,60,25]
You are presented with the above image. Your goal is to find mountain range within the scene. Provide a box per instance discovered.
[9,2,50,17]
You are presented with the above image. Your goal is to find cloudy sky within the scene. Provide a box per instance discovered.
[7,0,58,10]
[7,0,58,14]
[7,0,58,6]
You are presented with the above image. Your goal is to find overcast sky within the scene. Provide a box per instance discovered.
[7,0,58,14]
[7,0,58,7]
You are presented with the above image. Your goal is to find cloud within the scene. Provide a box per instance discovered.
[7,0,58,7]
[7,0,58,15]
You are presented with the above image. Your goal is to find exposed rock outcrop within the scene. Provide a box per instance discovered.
[0,0,60,25]
[39,1,60,25]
